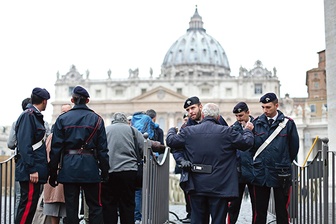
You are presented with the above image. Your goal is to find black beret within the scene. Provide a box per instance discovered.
[260,92,277,103]
[233,102,249,113]
[184,96,200,109]
[32,87,50,100]
[72,86,90,98]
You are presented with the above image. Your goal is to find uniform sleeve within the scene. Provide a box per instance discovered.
[288,121,299,161]
[17,113,36,174]
[96,119,110,175]
[49,118,64,174]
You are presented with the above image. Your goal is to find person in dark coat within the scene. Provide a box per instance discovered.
[14,88,50,224]
[49,86,110,224]
[228,102,255,223]
[171,96,229,223]
[166,103,254,224]
[251,93,299,224]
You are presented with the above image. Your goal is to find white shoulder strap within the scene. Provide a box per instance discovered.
[253,118,289,161]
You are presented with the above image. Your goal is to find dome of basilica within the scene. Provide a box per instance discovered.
[161,7,230,76]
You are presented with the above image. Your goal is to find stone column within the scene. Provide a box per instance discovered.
[324,0,336,150]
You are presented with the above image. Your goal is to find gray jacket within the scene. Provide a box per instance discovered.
[105,121,145,173]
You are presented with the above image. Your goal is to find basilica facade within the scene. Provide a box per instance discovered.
[52,8,280,132]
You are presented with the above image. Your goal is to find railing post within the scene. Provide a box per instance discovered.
[321,137,329,224]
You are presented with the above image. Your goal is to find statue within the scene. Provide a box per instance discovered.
[107,69,111,79]
[283,93,294,116]
[86,70,90,79]
[128,68,139,78]
[297,105,303,117]
[273,67,277,76]
[56,71,60,80]
[149,67,153,77]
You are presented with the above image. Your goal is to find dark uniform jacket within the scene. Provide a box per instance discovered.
[15,104,48,183]
[49,104,109,183]
[231,115,254,184]
[251,110,299,187]
[166,117,254,198]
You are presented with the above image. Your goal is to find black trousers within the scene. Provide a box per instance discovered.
[63,182,103,224]
[228,183,255,223]
[101,171,137,224]
[15,181,41,224]
[253,185,291,224]
[190,194,228,224]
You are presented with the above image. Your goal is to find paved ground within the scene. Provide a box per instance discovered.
[168,197,276,224]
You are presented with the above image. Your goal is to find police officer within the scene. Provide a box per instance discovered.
[14,88,50,224]
[166,103,254,224]
[251,93,299,224]
[49,86,109,224]
[228,102,255,223]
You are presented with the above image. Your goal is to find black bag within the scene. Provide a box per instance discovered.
[131,127,143,189]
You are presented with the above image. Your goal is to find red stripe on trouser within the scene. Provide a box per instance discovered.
[20,182,34,224]
[286,186,292,223]
[99,182,102,206]
[227,201,231,224]
[252,186,257,224]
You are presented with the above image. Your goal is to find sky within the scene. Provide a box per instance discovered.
[0,0,325,126]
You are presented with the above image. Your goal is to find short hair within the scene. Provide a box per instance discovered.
[21,98,31,111]
[202,103,219,118]
[146,109,156,119]
[111,112,128,124]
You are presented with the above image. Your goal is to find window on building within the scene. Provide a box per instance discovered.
[314,82,319,89]
[68,87,75,96]
[201,88,210,95]
[141,88,147,94]
[254,83,263,94]
[158,117,166,132]
[95,89,102,98]
[310,104,316,113]
[226,88,232,96]
[177,88,182,94]
[115,89,123,96]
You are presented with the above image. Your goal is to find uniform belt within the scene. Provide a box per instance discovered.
[32,140,44,151]
[191,164,212,174]
[65,149,95,155]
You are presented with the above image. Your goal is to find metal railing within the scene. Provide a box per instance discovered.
[142,136,170,224]
[268,138,335,224]
[0,155,15,224]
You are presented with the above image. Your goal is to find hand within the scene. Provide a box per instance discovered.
[169,127,178,134]
[244,121,254,131]
[49,174,58,188]
[180,159,192,171]
[30,172,39,184]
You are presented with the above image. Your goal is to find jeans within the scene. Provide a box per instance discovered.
[134,189,142,221]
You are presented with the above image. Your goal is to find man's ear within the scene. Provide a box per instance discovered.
[71,98,75,103]
[86,98,90,104]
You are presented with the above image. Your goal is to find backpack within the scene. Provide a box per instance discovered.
[131,112,158,140]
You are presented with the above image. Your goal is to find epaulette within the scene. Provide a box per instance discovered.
[284,116,293,121]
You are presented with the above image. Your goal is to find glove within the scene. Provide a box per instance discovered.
[179,159,192,171]
[49,174,58,188]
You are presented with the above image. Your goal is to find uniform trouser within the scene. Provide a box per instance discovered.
[228,183,255,223]
[253,185,291,224]
[63,182,103,224]
[15,181,41,224]
[190,194,228,224]
[101,171,137,224]
[184,190,191,218]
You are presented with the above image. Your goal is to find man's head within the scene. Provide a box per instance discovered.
[146,109,157,122]
[202,103,219,120]
[61,104,72,113]
[260,92,278,118]
[233,102,250,123]
[111,112,128,124]
[71,86,90,105]
[31,87,50,111]
[184,96,202,121]
[21,98,31,111]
